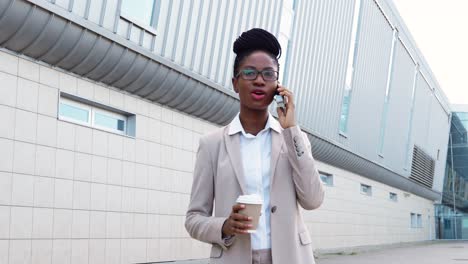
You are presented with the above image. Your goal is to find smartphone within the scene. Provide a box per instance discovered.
[274,85,285,109]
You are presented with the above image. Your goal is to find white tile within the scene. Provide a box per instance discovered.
[11,173,34,206]
[147,214,160,238]
[0,72,17,107]
[135,139,148,164]
[52,239,71,264]
[136,99,150,117]
[149,103,161,120]
[121,187,135,213]
[59,72,77,94]
[0,206,10,238]
[105,239,121,264]
[89,239,106,264]
[131,239,147,263]
[14,108,37,143]
[161,107,173,124]
[32,208,54,239]
[0,172,12,204]
[159,168,173,192]
[105,212,121,238]
[72,181,90,210]
[147,190,159,214]
[160,146,172,170]
[0,105,15,139]
[16,77,39,112]
[107,158,122,185]
[18,57,39,82]
[0,50,18,75]
[91,155,107,183]
[92,129,108,156]
[38,84,59,117]
[122,137,136,162]
[148,119,161,143]
[36,114,57,147]
[121,161,135,187]
[53,209,72,238]
[109,89,124,109]
[148,142,161,166]
[172,112,184,127]
[182,114,193,130]
[55,149,74,179]
[134,189,148,213]
[76,79,94,100]
[160,122,173,146]
[13,141,36,175]
[71,239,88,264]
[120,213,133,238]
[90,183,107,211]
[133,213,147,238]
[74,125,93,153]
[106,185,122,212]
[147,166,161,190]
[90,211,106,238]
[134,164,148,188]
[71,210,90,238]
[35,145,56,177]
[10,206,33,238]
[74,152,92,182]
[57,121,76,150]
[147,238,160,262]
[32,239,53,264]
[94,84,110,105]
[158,214,172,239]
[9,240,32,264]
[136,115,148,140]
[108,134,123,159]
[182,128,193,151]
[54,178,73,208]
[33,176,54,207]
[39,66,59,88]
[124,95,137,114]
[0,240,9,264]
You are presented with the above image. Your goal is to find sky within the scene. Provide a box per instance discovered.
[391,0,468,106]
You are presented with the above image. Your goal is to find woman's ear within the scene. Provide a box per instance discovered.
[232,77,239,93]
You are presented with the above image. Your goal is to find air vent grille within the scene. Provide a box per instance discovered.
[410,145,435,189]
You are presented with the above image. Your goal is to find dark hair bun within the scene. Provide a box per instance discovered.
[233,28,282,59]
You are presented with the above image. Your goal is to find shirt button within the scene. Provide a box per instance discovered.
[271,206,277,213]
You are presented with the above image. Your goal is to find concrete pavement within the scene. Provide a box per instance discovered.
[316,241,468,264]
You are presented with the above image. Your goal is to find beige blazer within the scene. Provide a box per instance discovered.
[185,124,325,264]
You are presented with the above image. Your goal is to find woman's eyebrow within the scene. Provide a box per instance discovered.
[242,66,275,70]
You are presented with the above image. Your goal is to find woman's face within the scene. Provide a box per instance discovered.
[232,51,278,112]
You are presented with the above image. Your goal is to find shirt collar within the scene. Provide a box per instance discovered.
[228,112,282,136]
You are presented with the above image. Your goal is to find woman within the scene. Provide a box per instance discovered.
[185,28,325,264]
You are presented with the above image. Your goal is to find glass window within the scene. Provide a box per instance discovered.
[339,0,362,134]
[59,100,90,124]
[121,0,158,27]
[94,111,126,133]
[319,171,334,186]
[360,184,372,196]
[389,192,398,202]
[411,213,416,228]
[417,214,422,228]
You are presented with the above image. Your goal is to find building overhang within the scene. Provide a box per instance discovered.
[0,0,441,201]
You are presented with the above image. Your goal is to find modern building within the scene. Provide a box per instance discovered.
[437,104,468,239]
[0,0,452,263]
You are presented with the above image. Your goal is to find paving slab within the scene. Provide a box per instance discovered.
[316,241,468,264]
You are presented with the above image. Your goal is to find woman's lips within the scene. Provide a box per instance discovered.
[251,91,266,100]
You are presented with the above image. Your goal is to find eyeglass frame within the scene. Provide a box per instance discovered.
[235,68,279,82]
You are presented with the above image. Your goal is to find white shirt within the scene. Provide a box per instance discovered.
[228,113,282,250]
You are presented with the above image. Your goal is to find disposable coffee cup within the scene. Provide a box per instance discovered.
[236,194,263,233]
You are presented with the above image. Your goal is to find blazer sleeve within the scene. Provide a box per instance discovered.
[282,126,325,210]
[185,136,233,250]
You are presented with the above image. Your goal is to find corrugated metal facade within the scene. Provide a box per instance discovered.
[24,0,450,194]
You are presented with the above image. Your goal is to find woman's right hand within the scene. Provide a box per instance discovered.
[222,204,253,236]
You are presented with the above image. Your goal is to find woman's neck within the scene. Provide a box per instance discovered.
[239,108,269,136]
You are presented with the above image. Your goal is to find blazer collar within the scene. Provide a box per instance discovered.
[224,113,284,194]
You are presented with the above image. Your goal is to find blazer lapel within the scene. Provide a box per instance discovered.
[270,130,284,187]
[224,128,248,195]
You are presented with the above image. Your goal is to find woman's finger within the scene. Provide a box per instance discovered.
[231,213,251,221]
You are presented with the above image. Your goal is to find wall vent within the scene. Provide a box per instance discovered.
[410,145,435,189]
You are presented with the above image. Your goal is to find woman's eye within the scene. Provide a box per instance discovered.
[264,71,274,77]
[243,70,256,76]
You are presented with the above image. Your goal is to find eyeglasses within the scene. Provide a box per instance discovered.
[235,69,279,82]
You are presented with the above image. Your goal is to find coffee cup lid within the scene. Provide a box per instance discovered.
[236,194,263,204]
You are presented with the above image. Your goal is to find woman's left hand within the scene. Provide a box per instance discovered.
[276,85,297,129]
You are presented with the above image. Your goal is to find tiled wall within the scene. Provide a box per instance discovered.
[0,49,433,263]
